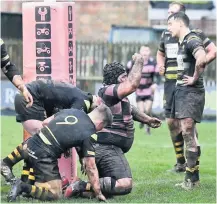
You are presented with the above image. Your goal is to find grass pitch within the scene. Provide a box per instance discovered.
[1,116,216,203]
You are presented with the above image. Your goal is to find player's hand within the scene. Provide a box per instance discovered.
[21,86,33,108]
[159,66,165,76]
[96,193,107,202]
[132,53,143,62]
[147,117,162,128]
[182,75,196,86]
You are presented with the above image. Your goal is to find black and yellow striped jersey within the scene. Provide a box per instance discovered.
[158,29,211,81]
[39,108,97,158]
[176,31,205,90]
[1,38,20,81]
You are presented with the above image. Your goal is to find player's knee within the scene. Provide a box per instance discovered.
[100,177,132,196]
[181,118,194,135]
[167,118,180,135]
[116,178,132,189]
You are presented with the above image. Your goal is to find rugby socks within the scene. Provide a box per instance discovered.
[185,150,198,182]
[21,182,57,201]
[195,146,201,181]
[173,132,186,164]
[27,168,35,185]
[78,181,92,192]
[3,143,24,168]
[21,162,30,183]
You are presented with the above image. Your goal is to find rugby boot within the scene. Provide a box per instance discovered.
[175,169,200,190]
[7,179,23,202]
[64,180,82,198]
[1,160,16,184]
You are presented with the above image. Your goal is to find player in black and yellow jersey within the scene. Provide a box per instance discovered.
[1,38,33,107]
[14,79,101,135]
[1,104,112,202]
[167,12,207,189]
[156,2,216,173]
[11,79,101,186]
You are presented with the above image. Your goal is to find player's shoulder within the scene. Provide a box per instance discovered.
[98,84,116,94]
[191,28,203,34]
[186,32,202,44]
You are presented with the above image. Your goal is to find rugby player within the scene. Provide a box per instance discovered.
[15,79,101,135]
[156,1,216,172]
[1,38,33,107]
[128,46,160,134]
[167,12,207,189]
[64,54,161,198]
[2,104,112,202]
[3,79,100,185]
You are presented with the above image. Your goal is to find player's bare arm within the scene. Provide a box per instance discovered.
[83,157,106,201]
[131,105,162,128]
[117,53,144,99]
[157,50,166,75]
[205,42,216,64]
[1,39,33,107]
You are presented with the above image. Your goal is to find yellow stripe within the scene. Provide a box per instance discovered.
[8,154,14,161]
[175,141,183,146]
[166,67,177,72]
[165,73,177,80]
[187,36,201,44]
[91,134,98,141]
[13,148,21,158]
[30,186,36,196]
[176,154,184,158]
[186,167,195,173]
[39,131,52,145]
[36,187,43,198]
[203,38,209,45]
[19,144,23,150]
[84,100,91,112]
[195,165,199,170]
[28,175,35,180]
[0,39,4,46]
[30,168,34,173]
[2,54,9,61]
[175,147,182,152]
[44,126,60,146]
[22,170,30,175]
[87,151,95,156]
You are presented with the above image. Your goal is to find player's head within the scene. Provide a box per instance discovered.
[139,46,151,60]
[103,62,127,85]
[168,1,186,17]
[90,95,102,111]
[167,12,190,37]
[88,103,113,131]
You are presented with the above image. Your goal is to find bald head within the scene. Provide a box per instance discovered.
[88,103,113,131]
